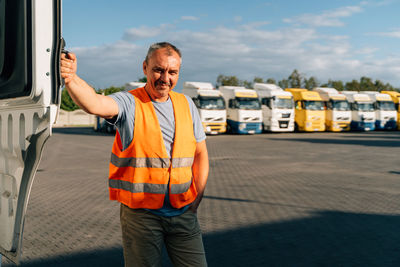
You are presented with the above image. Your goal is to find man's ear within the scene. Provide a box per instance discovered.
[143,61,147,75]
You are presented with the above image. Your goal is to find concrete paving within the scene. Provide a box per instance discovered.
[3,128,400,266]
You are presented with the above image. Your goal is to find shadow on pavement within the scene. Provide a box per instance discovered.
[340,133,400,140]
[204,195,258,203]
[203,211,400,267]
[271,137,400,147]
[5,247,124,267]
[53,127,114,136]
[8,211,400,267]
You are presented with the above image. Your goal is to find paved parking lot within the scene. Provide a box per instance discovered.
[3,128,400,266]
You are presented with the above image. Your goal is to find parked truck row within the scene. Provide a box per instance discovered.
[95,82,400,135]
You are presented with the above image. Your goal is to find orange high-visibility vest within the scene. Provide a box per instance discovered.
[108,87,197,209]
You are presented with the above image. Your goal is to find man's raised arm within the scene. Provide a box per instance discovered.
[60,52,119,119]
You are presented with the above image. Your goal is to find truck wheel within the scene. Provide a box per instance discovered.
[295,122,299,132]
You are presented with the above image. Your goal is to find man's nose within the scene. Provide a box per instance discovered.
[160,72,169,83]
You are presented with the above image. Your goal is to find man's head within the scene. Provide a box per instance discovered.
[143,42,182,102]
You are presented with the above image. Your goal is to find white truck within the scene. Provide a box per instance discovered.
[312,87,351,131]
[219,86,262,134]
[253,83,294,132]
[341,91,376,131]
[124,82,146,91]
[0,0,62,263]
[364,92,397,130]
[182,82,227,134]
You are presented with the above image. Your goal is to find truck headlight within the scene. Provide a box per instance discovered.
[239,123,246,130]
[306,122,312,128]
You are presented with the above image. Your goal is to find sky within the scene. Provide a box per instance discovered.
[62,0,400,91]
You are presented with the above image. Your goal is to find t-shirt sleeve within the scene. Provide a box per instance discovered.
[185,95,206,143]
[107,91,136,150]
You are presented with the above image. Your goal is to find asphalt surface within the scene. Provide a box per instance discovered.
[3,128,400,266]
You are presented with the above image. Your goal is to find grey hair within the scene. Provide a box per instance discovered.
[145,42,182,63]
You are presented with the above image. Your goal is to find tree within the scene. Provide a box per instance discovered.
[60,89,80,111]
[138,76,147,83]
[216,75,241,87]
[359,76,376,91]
[330,80,344,91]
[253,77,264,84]
[303,76,319,90]
[288,69,302,88]
[321,79,344,91]
[278,79,289,89]
[99,86,124,96]
[266,78,276,84]
[243,80,253,89]
[345,80,360,91]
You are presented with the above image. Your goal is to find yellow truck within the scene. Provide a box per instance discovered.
[285,88,326,132]
[381,91,400,130]
[312,87,351,131]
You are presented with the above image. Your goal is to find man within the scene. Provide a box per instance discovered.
[61,42,209,266]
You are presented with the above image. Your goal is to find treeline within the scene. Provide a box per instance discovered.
[61,70,399,110]
[217,69,399,92]
[61,86,124,111]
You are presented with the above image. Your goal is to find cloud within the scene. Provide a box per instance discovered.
[123,25,172,41]
[71,22,400,89]
[371,30,400,38]
[284,5,364,27]
[181,16,199,21]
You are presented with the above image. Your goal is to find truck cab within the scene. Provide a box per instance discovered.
[381,91,400,130]
[285,88,325,132]
[365,92,397,130]
[254,83,294,132]
[341,91,376,131]
[219,86,262,134]
[312,87,351,131]
[182,82,226,134]
[0,0,62,263]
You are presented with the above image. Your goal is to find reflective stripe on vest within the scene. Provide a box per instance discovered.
[109,179,192,194]
[111,153,194,168]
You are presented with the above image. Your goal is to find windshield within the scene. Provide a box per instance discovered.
[274,98,293,109]
[376,101,396,111]
[331,100,350,111]
[237,97,261,110]
[355,103,374,112]
[199,96,226,110]
[304,101,324,111]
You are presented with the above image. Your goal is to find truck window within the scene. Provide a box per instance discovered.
[261,97,271,108]
[0,1,33,99]
[229,99,235,108]
[192,97,201,108]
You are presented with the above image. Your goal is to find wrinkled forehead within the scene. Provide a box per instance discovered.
[148,48,182,65]
[148,48,182,68]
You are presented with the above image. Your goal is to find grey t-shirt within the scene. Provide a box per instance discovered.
[108,90,206,155]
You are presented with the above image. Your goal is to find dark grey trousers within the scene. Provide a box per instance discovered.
[120,204,207,267]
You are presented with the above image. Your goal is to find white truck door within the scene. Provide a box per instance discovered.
[0,0,62,263]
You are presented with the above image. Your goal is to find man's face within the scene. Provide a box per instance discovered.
[143,48,181,102]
